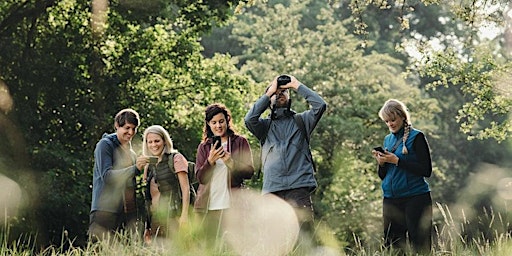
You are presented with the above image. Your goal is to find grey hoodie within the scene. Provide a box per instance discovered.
[90,133,139,213]
[245,84,327,194]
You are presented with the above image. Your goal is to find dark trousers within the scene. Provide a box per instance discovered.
[88,211,121,242]
[88,210,137,242]
[272,187,314,223]
[383,192,432,253]
[272,187,316,254]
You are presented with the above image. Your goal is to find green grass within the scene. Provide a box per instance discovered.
[3,203,512,256]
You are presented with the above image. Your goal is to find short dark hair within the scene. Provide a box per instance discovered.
[114,108,140,127]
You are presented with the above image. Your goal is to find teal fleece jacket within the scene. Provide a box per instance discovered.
[378,128,432,198]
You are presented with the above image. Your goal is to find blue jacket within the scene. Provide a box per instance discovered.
[90,133,139,213]
[380,128,431,198]
[245,84,327,194]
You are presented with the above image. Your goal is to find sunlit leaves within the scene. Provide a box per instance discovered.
[230,0,437,244]
[0,0,254,245]
[419,46,512,141]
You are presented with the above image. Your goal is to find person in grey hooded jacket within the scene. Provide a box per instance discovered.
[244,74,326,231]
[89,108,148,241]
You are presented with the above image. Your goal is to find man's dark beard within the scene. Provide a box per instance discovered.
[270,98,293,120]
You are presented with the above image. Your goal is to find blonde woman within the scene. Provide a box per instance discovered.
[372,99,433,254]
[142,125,190,241]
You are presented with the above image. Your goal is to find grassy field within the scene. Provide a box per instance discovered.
[2,203,512,256]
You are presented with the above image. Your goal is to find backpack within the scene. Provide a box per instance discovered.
[167,153,197,205]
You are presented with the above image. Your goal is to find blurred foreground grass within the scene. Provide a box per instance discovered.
[2,200,512,255]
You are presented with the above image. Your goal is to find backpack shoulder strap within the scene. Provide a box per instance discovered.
[260,119,272,146]
[187,161,196,184]
[293,114,309,145]
[167,153,176,173]
[168,153,196,184]
[293,114,317,172]
[169,153,197,205]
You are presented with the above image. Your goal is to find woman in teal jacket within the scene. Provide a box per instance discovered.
[372,99,433,254]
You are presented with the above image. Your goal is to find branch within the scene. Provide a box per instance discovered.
[0,0,57,38]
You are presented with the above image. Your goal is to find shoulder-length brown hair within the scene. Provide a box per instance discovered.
[202,103,237,142]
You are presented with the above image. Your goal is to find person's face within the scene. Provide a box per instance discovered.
[383,114,405,133]
[115,122,137,145]
[270,89,289,108]
[146,133,165,156]
[208,113,228,137]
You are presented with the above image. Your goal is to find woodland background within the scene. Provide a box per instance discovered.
[0,0,511,252]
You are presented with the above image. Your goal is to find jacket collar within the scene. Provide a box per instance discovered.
[392,126,405,138]
[103,132,121,147]
[271,107,296,120]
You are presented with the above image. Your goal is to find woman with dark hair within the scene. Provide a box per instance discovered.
[194,103,254,241]
[372,99,433,254]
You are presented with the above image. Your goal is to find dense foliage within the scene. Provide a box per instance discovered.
[0,0,256,247]
[228,0,439,244]
[0,0,511,253]
[202,0,512,246]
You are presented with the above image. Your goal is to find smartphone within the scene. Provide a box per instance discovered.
[212,136,222,149]
[373,146,386,153]
[148,156,159,164]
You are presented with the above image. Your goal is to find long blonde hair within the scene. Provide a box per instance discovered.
[142,125,178,156]
[378,99,412,155]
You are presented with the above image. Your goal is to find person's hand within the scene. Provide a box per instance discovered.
[207,143,225,165]
[372,149,386,166]
[278,75,300,91]
[381,152,399,165]
[136,155,150,171]
[373,150,399,166]
[265,76,280,97]
[220,150,231,161]
[220,151,234,169]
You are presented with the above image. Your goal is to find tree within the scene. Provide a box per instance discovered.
[230,0,439,245]
[342,0,512,141]
[0,0,257,246]
[222,0,512,141]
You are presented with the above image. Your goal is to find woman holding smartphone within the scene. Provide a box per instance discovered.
[194,103,255,243]
[142,125,190,242]
[371,99,433,254]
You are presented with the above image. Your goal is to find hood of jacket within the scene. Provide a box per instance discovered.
[270,107,296,120]
[102,133,121,148]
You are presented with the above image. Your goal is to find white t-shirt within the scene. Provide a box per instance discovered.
[208,142,230,210]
